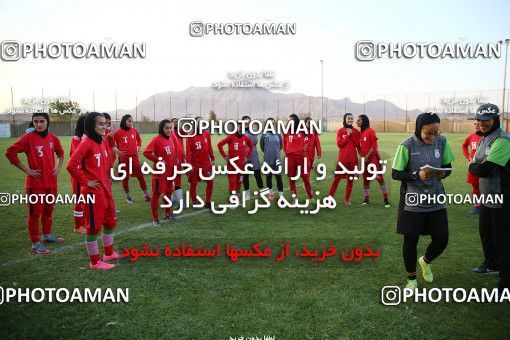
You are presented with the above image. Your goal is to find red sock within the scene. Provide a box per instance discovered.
[104,245,113,256]
[90,254,100,265]
[289,180,297,196]
[74,203,84,228]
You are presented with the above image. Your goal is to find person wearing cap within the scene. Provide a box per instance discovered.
[392,112,454,289]
[468,104,510,290]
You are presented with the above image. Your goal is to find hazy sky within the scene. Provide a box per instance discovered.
[1,0,509,112]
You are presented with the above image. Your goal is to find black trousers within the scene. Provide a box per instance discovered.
[403,234,448,275]
[266,173,283,192]
[243,169,264,191]
[479,205,510,289]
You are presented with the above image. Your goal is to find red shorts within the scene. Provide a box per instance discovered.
[26,186,57,216]
[119,154,143,177]
[83,187,116,235]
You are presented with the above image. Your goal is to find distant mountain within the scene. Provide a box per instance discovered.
[111,86,422,122]
[1,86,422,122]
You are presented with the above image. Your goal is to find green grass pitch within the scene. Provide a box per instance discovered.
[0,131,508,339]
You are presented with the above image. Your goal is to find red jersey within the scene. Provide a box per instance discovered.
[217,134,254,166]
[70,135,82,156]
[170,133,185,164]
[462,132,483,160]
[143,135,177,179]
[113,128,141,155]
[283,132,305,155]
[66,137,114,197]
[6,131,64,189]
[303,132,322,160]
[359,127,378,157]
[186,132,215,167]
[172,131,184,150]
[336,127,360,164]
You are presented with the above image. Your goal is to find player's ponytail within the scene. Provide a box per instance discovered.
[74,115,86,137]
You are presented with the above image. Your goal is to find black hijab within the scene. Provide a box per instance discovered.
[32,112,50,138]
[414,112,440,142]
[343,113,353,128]
[158,119,171,139]
[84,112,104,144]
[288,114,300,133]
[120,114,132,131]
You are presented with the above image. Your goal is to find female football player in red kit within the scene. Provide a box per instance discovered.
[329,112,360,205]
[187,117,215,208]
[283,114,314,199]
[112,114,150,203]
[218,122,254,195]
[170,117,186,204]
[143,119,179,226]
[70,115,86,233]
[357,115,390,207]
[303,117,322,174]
[6,112,65,254]
[67,112,124,270]
[102,113,117,172]
[462,119,484,214]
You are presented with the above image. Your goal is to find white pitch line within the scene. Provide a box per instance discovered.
[0,134,468,269]
[0,207,211,269]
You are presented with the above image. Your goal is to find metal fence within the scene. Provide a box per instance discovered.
[2,86,509,137]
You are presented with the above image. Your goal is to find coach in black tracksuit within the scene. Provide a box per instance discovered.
[469,104,510,291]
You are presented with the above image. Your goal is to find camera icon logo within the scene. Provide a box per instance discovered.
[381,286,401,306]
[405,193,419,207]
[0,193,11,206]
[1,40,21,61]
[177,118,197,138]
[355,40,376,61]
[190,21,205,37]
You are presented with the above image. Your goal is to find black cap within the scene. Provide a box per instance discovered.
[476,103,499,121]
